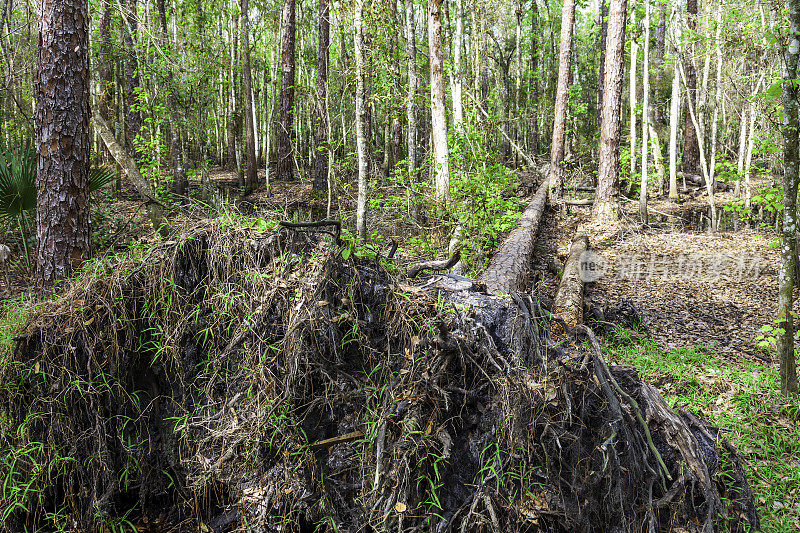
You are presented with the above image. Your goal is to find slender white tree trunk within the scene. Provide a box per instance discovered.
[639,0,650,222]
[744,74,764,209]
[708,4,722,185]
[451,0,464,128]
[429,0,450,205]
[629,7,638,181]
[355,0,368,241]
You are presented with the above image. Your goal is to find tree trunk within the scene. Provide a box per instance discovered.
[241,0,258,193]
[549,0,577,201]
[428,0,450,206]
[639,0,651,222]
[629,6,637,184]
[655,1,666,63]
[355,0,368,242]
[277,0,296,181]
[668,55,680,200]
[406,0,418,219]
[681,0,700,174]
[744,75,763,208]
[778,0,800,395]
[708,4,722,186]
[314,0,330,192]
[35,0,91,285]
[530,0,539,153]
[593,0,627,221]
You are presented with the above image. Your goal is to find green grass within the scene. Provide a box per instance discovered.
[603,328,800,532]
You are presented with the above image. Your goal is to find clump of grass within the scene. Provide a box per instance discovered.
[604,327,800,532]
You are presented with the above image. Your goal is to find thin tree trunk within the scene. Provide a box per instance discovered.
[277,0,296,181]
[629,6,637,186]
[639,0,651,222]
[668,56,680,200]
[549,0,577,200]
[406,0,419,218]
[778,0,800,395]
[428,0,450,206]
[314,0,330,191]
[530,0,539,153]
[744,75,763,208]
[593,0,627,221]
[655,1,666,63]
[708,4,722,186]
[36,0,91,284]
[241,0,258,192]
[355,0,368,241]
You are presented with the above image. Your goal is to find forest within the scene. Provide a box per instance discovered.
[0,0,799,530]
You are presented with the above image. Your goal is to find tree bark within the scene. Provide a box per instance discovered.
[778,0,800,395]
[552,233,589,329]
[681,0,700,174]
[655,1,666,63]
[629,6,637,184]
[548,0,577,200]
[530,0,539,153]
[240,0,258,193]
[428,0,450,206]
[639,0,651,222]
[593,0,627,221]
[313,0,330,192]
[35,0,91,285]
[406,0,418,218]
[355,0,368,242]
[277,0,296,181]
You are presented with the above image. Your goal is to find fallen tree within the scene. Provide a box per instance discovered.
[478,178,549,293]
[0,217,759,532]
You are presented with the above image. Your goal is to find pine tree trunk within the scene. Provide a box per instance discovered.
[681,0,700,174]
[240,0,258,192]
[314,0,330,191]
[778,0,800,395]
[355,0,368,242]
[593,0,627,221]
[549,0,577,200]
[277,0,296,181]
[428,0,450,206]
[35,0,91,285]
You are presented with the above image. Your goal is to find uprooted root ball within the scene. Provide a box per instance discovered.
[0,223,758,532]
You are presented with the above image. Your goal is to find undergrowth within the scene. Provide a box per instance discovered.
[604,327,800,533]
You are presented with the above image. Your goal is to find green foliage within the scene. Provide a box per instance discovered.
[448,123,523,275]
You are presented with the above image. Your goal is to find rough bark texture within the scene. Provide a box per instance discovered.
[428,0,450,206]
[778,0,800,395]
[681,0,700,174]
[277,0,295,181]
[478,179,548,294]
[548,0,576,200]
[241,0,258,193]
[552,233,589,330]
[593,0,627,220]
[92,108,170,238]
[355,0,368,242]
[35,0,91,285]
[122,0,143,162]
[669,58,680,200]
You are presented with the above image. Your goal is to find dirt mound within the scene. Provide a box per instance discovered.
[0,223,758,532]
